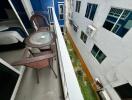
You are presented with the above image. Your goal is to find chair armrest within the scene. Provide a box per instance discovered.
[12,53,55,66]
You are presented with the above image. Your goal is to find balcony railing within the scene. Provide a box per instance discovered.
[52,8,84,100]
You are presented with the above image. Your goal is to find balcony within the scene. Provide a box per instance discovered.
[0,8,84,100]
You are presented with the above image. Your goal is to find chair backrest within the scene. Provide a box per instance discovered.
[30,13,50,30]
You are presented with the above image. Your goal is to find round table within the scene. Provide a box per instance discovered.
[25,30,56,48]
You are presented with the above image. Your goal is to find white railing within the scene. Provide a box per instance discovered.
[52,8,84,100]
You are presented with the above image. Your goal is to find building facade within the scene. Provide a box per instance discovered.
[66,0,132,99]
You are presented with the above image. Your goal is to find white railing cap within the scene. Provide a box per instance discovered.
[52,7,84,100]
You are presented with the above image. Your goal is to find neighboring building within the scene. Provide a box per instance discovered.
[66,0,132,100]
[54,0,64,34]
[30,0,64,34]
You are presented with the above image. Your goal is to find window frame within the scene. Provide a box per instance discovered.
[91,45,106,64]
[85,3,92,18]
[60,26,64,35]
[103,7,132,38]
[105,19,121,33]
[85,3,98,21]
[75,1,81,13]
[73,23,78,32]
[58,3,64,20]
[48,7,53,23]
[80,31,87,43]
[108,8,131,20]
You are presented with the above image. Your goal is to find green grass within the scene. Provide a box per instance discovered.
[65,36,99,100]
[77,75,97,100]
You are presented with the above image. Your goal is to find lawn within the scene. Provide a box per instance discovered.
[65,35,99,100]
[77,75,98,100]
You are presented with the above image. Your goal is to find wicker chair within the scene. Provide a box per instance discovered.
[30,13,50,31]
[12,47,57,83]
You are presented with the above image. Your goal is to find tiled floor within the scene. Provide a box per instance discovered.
[0,49,64,100]
[0,49,25,70]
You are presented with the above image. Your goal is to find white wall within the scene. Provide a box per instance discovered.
[66,0,132,99]
[21,0,34,19]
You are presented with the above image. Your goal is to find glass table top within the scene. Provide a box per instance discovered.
[29,31,53,45]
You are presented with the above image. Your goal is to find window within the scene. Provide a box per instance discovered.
[73,23,78,32]
[69,19,73,25]
[85,3,98,20]
[48,7,53,22]
[0,61,19,100]
[103,7,132,38]
[114,83,132,99]
[80,31,87,43]
[75,1,81,13]
[109,8,131,19]
[61,27,64,35]
[58,0,64,2]
[61,27,64,33]
[91,45,106,63]
[58,4,64,19]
